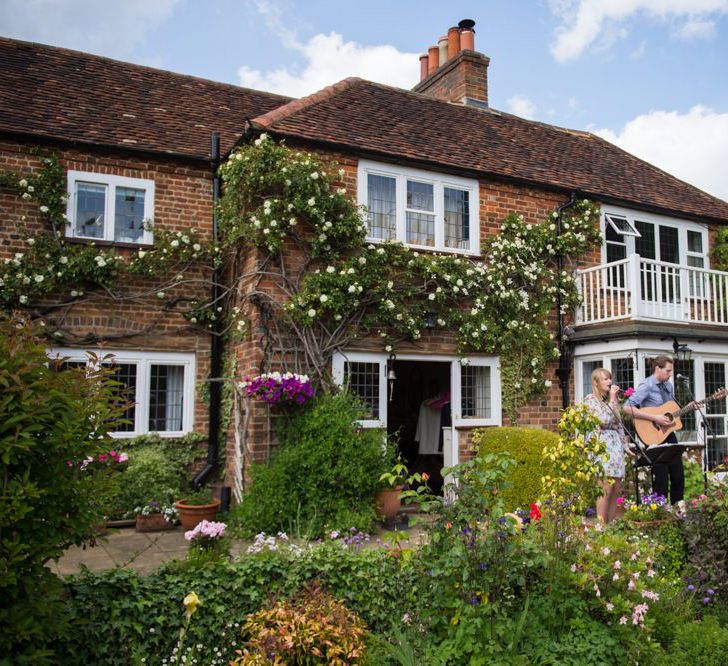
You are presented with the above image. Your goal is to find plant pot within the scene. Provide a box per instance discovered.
[175,498,221,530]
[136,513,175,532]
[375,486,403,521]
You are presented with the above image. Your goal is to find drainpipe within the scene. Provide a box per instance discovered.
[192,131,223,490]
[555,191,577,410]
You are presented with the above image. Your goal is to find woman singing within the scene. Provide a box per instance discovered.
[583,368,631,524]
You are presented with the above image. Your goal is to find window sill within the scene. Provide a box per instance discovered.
[365,237,480,258]
[64,236,154,250]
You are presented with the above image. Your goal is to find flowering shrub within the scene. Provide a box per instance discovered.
[541,404,606,513]
[135,501,178,523]
[240,372,315,406]
[621,493,675,522]
[231,582,368,665]
[185,520,229,565]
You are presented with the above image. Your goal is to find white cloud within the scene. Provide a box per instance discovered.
[0,0,179,59]
[506,94,538,120]
[591,105,728,202]
[672,18,716,39]
[239,0,419,96]
[547,0,728,62]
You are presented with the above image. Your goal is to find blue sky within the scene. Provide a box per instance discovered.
[2,0,727,201]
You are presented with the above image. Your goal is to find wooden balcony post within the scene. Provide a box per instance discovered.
[628,253,642,319]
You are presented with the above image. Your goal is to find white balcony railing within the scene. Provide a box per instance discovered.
[576,254,728,326]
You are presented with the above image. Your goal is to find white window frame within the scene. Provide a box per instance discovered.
[600,205,709,269]
[331,352,501,428]
[66,170,155,245]
[48,348,194,437]
[357,160,480,255]
[605,213,640,237]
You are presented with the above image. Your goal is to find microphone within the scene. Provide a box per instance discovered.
[676,373,690,383]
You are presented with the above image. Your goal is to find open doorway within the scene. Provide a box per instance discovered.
[387,360,451,495]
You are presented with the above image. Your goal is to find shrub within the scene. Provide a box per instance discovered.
[232,582,368,665]
[0,318,124,662]
[57,544,416,665]
[230,392,394,537]
[653,616,728,665]
[472,426,559,510]
[682,490,728,604]
[107,433,206,518]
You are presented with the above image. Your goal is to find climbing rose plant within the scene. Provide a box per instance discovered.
[218,134,601,418]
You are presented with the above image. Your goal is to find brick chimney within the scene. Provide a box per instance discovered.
[413,19,490,108]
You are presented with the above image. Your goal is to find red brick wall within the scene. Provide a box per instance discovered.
[0,138,215,438]
[412,51,490,105]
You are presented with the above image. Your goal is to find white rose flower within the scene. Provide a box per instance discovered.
[18,179,27,187]
[307,308,316,318]
[193,243,201,251]
[171,240,179,247]
[70,290,78,297]
[310,172,319,180]
[19,295,28,304]
[156,291,165,298]
[59,256,68,264]
[319,294,328,303]
[348,285,356,293]
[307,197,316,206]
[326,266,335,273]
[34,275,44,282]
[27,238,35,245]
[39,205,49,213]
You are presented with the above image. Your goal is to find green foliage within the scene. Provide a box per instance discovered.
[473,426,559,511]
[230,392,394,537]
[57,543,416,665]
[652,615,728,665]
[541,404,606,513]
[232,582,368,665]
[0,318,124,663]
[684,455,707,499]
[107,434,205,518]
[712,225,728,271]
[683,489,728,604]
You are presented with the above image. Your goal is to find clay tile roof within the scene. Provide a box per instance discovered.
[251,78,728,224]
[0,37,290,160]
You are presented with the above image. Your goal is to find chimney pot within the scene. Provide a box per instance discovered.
[460,28,475,51]
[447,26,461,59]
[419,54,429,81]
[427,45,439,73]
[458,18,476,31]
[438,35,448,66]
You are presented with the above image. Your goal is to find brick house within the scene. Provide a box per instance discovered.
[3,23,728,494]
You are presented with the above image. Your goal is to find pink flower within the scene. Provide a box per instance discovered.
[616,497,625,506]
[647,569,655,578]
[619,616,628,625]
[606,602,614,611]
[118,452,129,462]
[642,590,660,601]
[601,547,610,556]
[628,580,636,590]
[98,453,108,462]
[594,584,601,598]
[613,560,621,570]
[613,573,620,581]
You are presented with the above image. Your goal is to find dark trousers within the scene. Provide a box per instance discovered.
[651,433,685,503]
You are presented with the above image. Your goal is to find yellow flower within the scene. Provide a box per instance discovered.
[183,592,200,618]
[650,503,657,510]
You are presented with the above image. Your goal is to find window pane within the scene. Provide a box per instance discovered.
[687,256,705,268]
[406,180,434,212]
[149,364,184,431]
[344,361,379,419]
[581,360,602,399]
[634,221,655,259]
[110,363,137,432]
[674,360,695,442]
[688,231,703,254]
[610,357,634,392]
[704,363,726,416]
[605,224,621,243]
[461,366,491,418]
[75,182,106,238]
[444,187,470,250]
[114,187,146,243]
[367,174,396,240]
[406,211,435,246]
[606,242,627,263]
[659,226,680,264]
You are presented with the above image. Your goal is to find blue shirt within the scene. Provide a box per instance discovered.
[626,375,674,408]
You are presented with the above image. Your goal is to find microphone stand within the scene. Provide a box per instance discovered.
[605,397,647,504]
[678,376,710,494]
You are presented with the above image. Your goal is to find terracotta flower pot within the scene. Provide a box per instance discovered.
[136,513,175,532]
[175,498,221,530]
[375,486,403,520]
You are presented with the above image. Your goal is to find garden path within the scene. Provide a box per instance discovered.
[49,518,430,577]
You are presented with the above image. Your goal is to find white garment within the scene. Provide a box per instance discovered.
[415,403,442,455]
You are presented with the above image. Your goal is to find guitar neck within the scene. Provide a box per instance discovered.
[673,393,719,418]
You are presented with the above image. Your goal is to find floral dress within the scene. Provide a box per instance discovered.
[584,393,626,478]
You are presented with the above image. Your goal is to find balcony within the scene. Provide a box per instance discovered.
[576,254,728,327]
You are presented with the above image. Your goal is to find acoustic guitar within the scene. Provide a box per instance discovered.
[632,388,727,446]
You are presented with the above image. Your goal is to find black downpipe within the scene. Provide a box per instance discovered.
[555,191,578,410]
[193,132,223,490]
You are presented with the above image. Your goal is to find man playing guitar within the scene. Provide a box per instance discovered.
[623,355,690,504]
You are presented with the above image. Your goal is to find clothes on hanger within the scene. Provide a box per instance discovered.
[415,392,451,455]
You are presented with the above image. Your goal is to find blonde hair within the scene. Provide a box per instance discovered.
[591,367,612,398]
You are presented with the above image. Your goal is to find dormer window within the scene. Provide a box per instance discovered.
[66,171,154,244]
[358,160,479,254]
